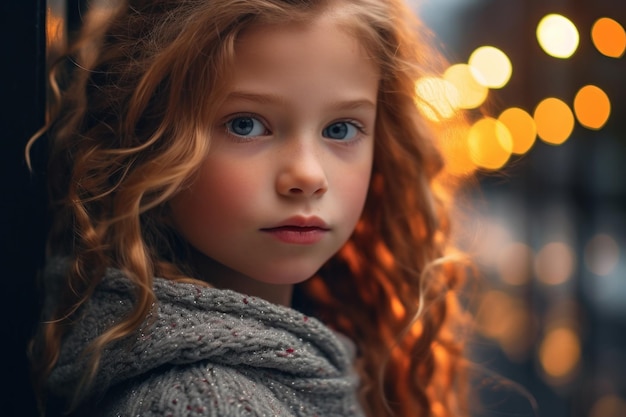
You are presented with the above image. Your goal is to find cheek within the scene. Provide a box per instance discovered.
[350,171,372,214]
[334,155,373,221]
[201,155,264,200]
[170,158,264,233]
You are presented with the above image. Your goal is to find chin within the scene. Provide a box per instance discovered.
[253,265,321,286]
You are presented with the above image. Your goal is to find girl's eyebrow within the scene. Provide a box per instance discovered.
[225,91,376,112]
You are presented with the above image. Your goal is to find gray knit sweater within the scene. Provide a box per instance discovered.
[45,266,364,416]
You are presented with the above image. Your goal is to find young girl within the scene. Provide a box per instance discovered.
[29,0,471,415]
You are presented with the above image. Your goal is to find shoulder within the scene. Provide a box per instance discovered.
[95,362,295,417]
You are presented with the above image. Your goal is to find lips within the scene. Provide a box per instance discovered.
[261,216,330,244]
[263,216,329,230]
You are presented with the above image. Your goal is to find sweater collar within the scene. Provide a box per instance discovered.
[48,268,358,402]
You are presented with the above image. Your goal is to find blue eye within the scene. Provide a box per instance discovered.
[322,122,359,140]
[226,116,267,137]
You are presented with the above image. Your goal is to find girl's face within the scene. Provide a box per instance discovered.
[170,13,379,288]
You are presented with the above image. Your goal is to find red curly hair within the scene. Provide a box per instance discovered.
[28,0,473,415]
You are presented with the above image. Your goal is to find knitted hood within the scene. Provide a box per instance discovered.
[45,264,364,416]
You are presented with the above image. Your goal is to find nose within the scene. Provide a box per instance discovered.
[276,142,328,198]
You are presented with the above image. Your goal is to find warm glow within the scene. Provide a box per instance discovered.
[431,401,445,417]
[468,46,513,89]
[534,98,575,145]
[584,234,620,276]
[467,117,513,170]
[439,125,477,176]
[574,85,611,130]
[46,6,66,51]
[589,395,626,417]
[539,327,581,379]
[443,64,489,109]
[592,18,626,58]
[477,291,513,339]
[497,242,534,286]
[376,241,395,270]
[390,296,406,319]
[534,242,576,285]
[476,290,533,361]
[410,320,424,338]
[498,107,537,154]
[415,77,459,121]
[537,14,580,58]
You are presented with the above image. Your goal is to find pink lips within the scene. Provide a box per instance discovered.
[261,216,330,244]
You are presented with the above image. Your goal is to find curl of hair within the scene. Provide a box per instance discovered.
[28,0,473,416]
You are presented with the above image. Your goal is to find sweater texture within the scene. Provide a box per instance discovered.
[44,263,364,416]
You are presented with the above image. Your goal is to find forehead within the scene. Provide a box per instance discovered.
[230,14,380,93]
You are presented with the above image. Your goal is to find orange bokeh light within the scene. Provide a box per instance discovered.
[476,290,533,361]
[574,85,611,130]
[439,125,476,176]
[534,98,575,145]
[592,17,626,58]
[467,117,513,170]
[539,327,581,380]
[589,395,626,417]
[498,107,537,154]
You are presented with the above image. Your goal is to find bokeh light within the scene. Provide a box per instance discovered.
[439,125,476,176]
[589,395,626,417]
[476,290,534,361]
[574,85,611,130]
[415,76,460,122]
[412,3,625,417]
[498,107,537,154]
[591,17,626,58]
[537,14,580,58]
[477,291,512,339]
[584,234,620,276]
[443,64,489,109]
[497,242,534,286]
[539,326,581,381]
[534,98,575,145]
[474,219,513,267]
[468,46,513,89]
[467,118,513,170]
[534,242,576,285]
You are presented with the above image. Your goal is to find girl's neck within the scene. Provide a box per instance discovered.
[189,249,294,307]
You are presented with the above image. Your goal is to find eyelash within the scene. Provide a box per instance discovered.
[345,119,365,130]
[222,114,369,143]
[337,119,368,136]
[325,119,369,146]
[223,113,271,142]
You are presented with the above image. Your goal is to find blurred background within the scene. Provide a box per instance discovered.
[409,0,626,416]
[3,0,625,416]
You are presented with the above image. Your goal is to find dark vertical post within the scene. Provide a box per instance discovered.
[1,1,48,416]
